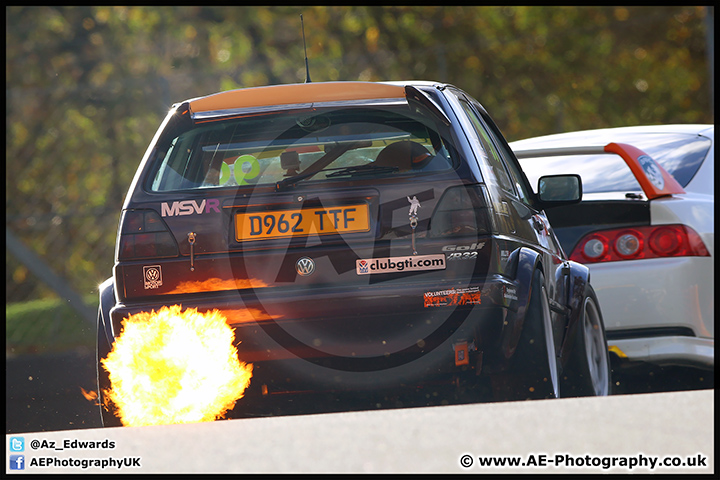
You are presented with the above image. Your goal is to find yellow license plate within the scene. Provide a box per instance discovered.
[236,204,370,241]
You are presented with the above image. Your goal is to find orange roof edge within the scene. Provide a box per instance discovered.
[188,81,406,113]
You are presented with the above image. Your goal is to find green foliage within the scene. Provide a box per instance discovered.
[5,6,713,305]
[6,296,98,355]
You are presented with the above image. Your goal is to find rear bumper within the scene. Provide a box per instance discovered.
[608,336,714,369]
[106,277,516,390]
[591,256,714,338]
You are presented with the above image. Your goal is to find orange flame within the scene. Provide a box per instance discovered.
[100,305,253,427]
[80,387,98,402]
[167,277,268,295]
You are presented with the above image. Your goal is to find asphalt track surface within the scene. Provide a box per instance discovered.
[5,349,714,473]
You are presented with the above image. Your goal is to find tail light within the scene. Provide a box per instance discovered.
[117,210,179,261]
[570,224,710,264]
[430,184,493,237]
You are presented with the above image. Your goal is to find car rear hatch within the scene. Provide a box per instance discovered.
[113,83,501,362]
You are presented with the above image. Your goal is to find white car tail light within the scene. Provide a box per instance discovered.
[570,224,709,264]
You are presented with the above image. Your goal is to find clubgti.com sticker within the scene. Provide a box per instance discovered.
[356,254,446,275]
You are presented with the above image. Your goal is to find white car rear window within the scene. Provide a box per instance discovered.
[517,133,711,194]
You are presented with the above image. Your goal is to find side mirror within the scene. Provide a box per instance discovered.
[537,174,582,206]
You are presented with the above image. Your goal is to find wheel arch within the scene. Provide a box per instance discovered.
[97,277,124,427]
[498,246,544,362]
[98,277,116,347]
[558,260,592,361]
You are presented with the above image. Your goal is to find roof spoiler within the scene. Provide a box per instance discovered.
[405,85,451,127]
[514,143,685,200]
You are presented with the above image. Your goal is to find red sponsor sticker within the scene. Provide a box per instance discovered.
[423,286,481,308]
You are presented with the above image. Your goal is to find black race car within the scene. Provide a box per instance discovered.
[97,81,611,426]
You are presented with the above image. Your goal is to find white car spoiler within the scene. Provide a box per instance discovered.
[514,143,685,200]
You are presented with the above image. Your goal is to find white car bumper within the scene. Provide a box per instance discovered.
[590,256,713,336]
[608,336,714,369]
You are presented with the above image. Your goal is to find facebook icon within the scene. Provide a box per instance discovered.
[10,455,25,470]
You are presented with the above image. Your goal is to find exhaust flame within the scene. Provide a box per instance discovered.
[80,387,98,402]
[101,305,253,427]
[167,277,268,295]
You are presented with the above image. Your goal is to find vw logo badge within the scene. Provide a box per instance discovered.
[296,257,315,276]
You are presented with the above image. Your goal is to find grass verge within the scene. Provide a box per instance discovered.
[6,296,98,356]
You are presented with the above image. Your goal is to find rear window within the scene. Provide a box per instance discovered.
[517,133,711,194]
[147,106,457,192]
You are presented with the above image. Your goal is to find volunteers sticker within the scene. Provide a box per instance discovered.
[356,254,446,275]
[424,286,481,308]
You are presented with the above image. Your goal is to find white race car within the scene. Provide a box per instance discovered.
[511,125,713,372]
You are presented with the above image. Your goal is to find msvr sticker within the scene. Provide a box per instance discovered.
[161,199,220,217]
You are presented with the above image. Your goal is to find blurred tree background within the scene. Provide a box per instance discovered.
[5,6,714,339]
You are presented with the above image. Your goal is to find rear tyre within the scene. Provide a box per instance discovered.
[97,311,123,427]
[561,285,612,396]
[492,269,560,401]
